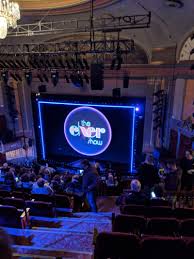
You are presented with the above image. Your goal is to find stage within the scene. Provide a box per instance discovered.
[33,94,145,174]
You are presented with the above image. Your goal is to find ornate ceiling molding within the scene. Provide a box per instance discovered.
[19,0,119,15]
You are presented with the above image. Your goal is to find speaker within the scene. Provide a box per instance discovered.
[91,63,104,90]
[38,85,47,93]
[123,75,129,88]
[112,88,121,98]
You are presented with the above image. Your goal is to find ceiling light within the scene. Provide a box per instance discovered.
[0,0,20,39]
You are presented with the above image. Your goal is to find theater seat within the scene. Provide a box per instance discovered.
[174,208,194,220]
[0,205,26,228]
[54,194,71,208]
[12,191,30,200]
[3,197,26,210]
[180,219,194,237]
[113,214,146,235]
[120,205,145,216]
[31,194,53,203]
[146,218,179,236]
[94,232,141,259]
[26,201,55,217]
[146,206,172,218]
[186,239,194,259]
[149,199,169,207]
[0,190,11,198]
[141,236,186,259]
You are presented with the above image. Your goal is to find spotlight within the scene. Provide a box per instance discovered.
[135,107,140,112]
[1,71,8,83]
[25,71,32,86]
[70,72,83,88]
[64,75,70,83]
[51,71,59,86]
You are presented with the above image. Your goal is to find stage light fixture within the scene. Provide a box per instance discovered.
[83,58,89,70]
[70,58,77,69]
[37,74,44,83]
[77,58,84,70]
[66,59,72,70]
[43,73,49,83]
[51,59,58,68]
[10,72,18,81]
[58,58,65,68]
[135,107,140,112]
[29,59,37,69]
[51,71,59,86]
[25,71,32,86]
[70,73,83,88]
[110,58,116,70]
[1,71,8,83]
[15,73,22,81]
[64,75,70,83]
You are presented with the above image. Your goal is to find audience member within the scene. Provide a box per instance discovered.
[125,179,147,205]
[31,178,54,195]
[50,174,64,193]
[180,150,194,190]
[17,173,33,190]
[165,160,182,192]
[138,154,159,196]
[82,159,99,213]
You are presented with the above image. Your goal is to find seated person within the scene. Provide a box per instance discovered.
[50,174,64,194]
[31,178,53,195]
[17,173,33,190]
[106,172,118,187]
[165,160,182,192]
[116,179,147,205]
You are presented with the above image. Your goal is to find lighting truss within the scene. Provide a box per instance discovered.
[0,39,135,55]
[7,13,151,37]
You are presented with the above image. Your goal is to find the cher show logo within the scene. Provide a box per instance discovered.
[64,106,112,156]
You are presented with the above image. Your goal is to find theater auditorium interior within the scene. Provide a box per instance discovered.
[0,0,193,258]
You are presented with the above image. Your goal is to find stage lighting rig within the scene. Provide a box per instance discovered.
[25,71,32,86]
[51,71,59,87]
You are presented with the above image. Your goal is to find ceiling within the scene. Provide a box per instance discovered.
[4,0,194,61]
[17,0,88,10]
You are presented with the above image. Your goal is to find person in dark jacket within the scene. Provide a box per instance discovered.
[165,160,182,192]
[138,154,159,197]
[180,150,194,190]
[125,179,147,205]
[81,159,99,212]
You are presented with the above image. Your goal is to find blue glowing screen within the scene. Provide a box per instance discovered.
[38,101,136,171]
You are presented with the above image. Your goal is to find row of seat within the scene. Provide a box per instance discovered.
[113,214,194,237]
[94,233,194,259]
[121,204,194,219]
[0,194,71,209]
